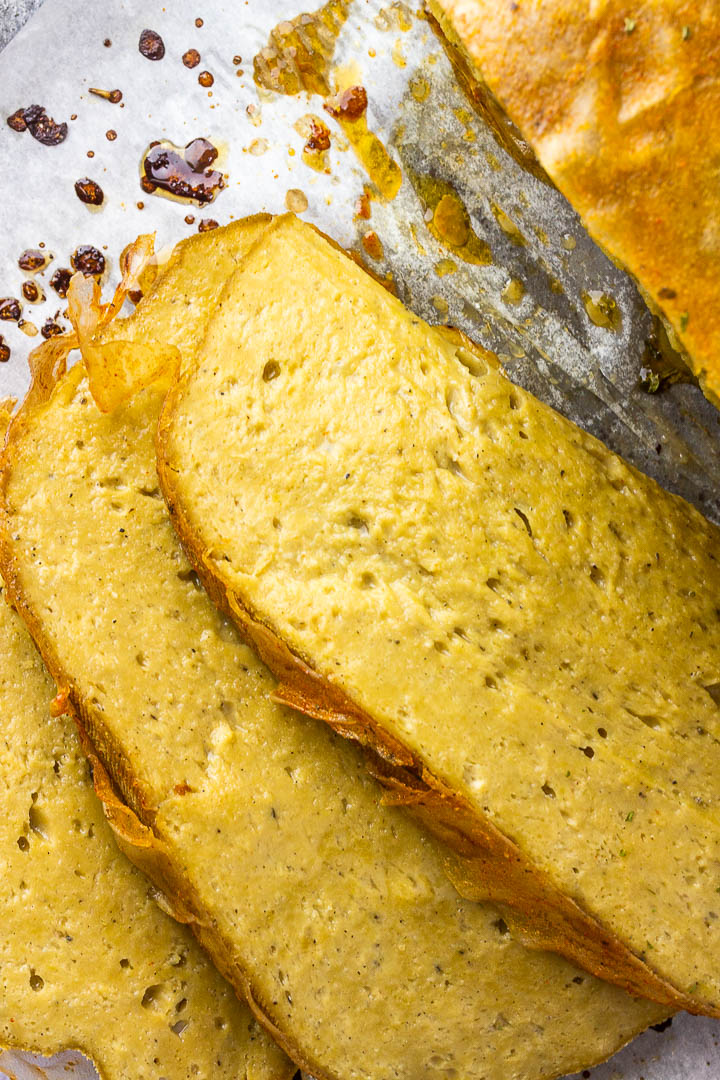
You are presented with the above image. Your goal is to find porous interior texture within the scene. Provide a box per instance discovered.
[0,246,664,1080]
[161,214,720,1013]
[0,539,286,1077]
[426,0,720,402]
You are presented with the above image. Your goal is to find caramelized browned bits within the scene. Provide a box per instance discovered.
[71,246,106,277]
[233,55,242,65]
[183,48,201,68]
[18,249,48,272]
[22,281,43,303]
[324,84,368,121]
[6,108,27,131]
[185,214,196,224]
[75,177,105,205]
[41,319,64,339]
[103,38,112,47]
[50,268,72,298]
[198,218,219,232]
[141,138,225,203]
[195,17,204,27]
[0,337,9,362]
[106,129,117,141]
[139,28,165,60]
[0,298,21,321]
[306,118,331,152]
[7,105,68,145]
[89,87,123,104]
[198,71,214,87]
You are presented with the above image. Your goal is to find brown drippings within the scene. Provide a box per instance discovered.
[502,278,525,305]
[327,92,401,199]
[305,116,331,151]
[198,71,214,87]
[71,246,106,277]
[582,291,622,332]
[195,17,204,27]
[324,84,367,121]
[75,178,105,206]
[103,38,112,47]
[184,214,196,225]
[233,55,242,65]
[0,298,22,322]
[141,138,225,204]
[18,319,38,337]
[183,49,201,68]
[139,29,165,60]
[89,87,122,104]
[640,317,698,393]
[50,268,72,298]
[6,105,68,145]
[198,218,219,232]
[86,150,95,158]
[361,230,384,260]
[407,169,492,265]
[22,281,44,304]
[41,319,64,339]
[355,189,371,219]
[0,337,9,362]
[106,129,117,141]
[253,0,350,97]
[18,249,50,272]
[137,201,145,210]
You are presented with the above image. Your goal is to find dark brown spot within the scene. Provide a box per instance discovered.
[18,248,49,272]
[198,70,214,87]
[103,38,112,47]
[141,137,224,204]
[89,87,122,104]
[106,129,117,141]
[324,85,368,121]
[41,319,64,339]
[182,48,201,68]
[22,281,43,303]
[658,287,677,300]
[198,218,218,232]
[71,245,106,277]
[50,267,72,298]
[184,214,195,224]
[75,177,105,205]
[139,29,165,60]
[195,17,204,27]
[8,105,68,145]
[233,55,242,65]
[0,337,10,362]
[305,117,331,153]
[0,298,22,321]
[7,108,28,131]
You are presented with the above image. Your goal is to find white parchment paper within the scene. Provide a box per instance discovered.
[1,2,718,1078]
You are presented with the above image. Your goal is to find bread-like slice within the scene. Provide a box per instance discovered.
[425,0,720,403]
[0,225,666,1080]
[158,213,720,1017]
[0,402,289,1080]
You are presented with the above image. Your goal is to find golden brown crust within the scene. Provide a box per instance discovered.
[428,0,720,404]
[156,235,711,1019]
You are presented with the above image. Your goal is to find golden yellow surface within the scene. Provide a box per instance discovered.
[0,222,664,1080]
[161,215,720,1014]
[0,479,287,1077]
[427,0,720,403]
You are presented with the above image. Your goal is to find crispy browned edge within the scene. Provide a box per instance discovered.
[155,216,708,1018]
[0,343,666,1080]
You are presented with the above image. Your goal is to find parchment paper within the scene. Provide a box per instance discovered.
[1,2,719,1078]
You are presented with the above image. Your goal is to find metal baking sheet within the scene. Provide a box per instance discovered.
[1,1,718,1077]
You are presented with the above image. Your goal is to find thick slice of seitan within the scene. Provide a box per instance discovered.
[0,400,290,1080]
[158,213,720,1016]
[426,0,720,404]
[0,223,665,1080]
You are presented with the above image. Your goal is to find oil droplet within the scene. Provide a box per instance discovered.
[392,38,406,68]
[435,258,457,277]
[407,170,491,265]
[409,75,429,102]
[582,290,622,331]
[141,138,225,204]
[183,49,201,68]
[502,278,525,305]
[248,138,269,155]
[18,319,38,337]
[285,188,309,213]
[198,71,214,87]
[432,295,449,315]
[562,234,576,251]
[0,337,9,362]
[295,114,331,171]
[324,87,401,199]
[253,0,351,97]
[639,316,696,393]
[361,230,384,260]
[355,188,371,219]
[490,202,526,246]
